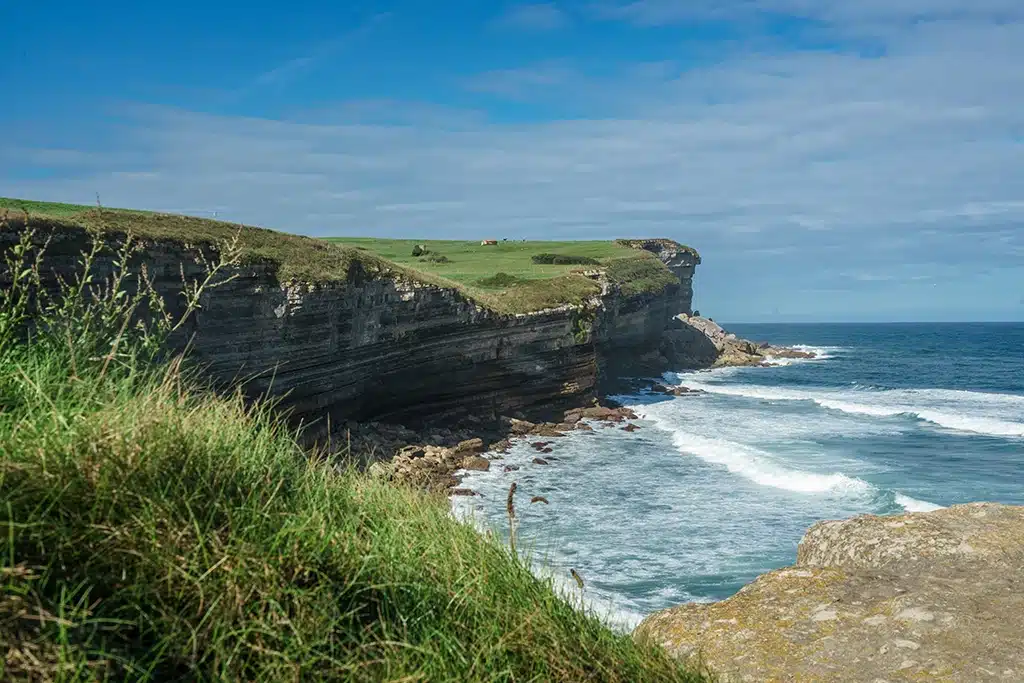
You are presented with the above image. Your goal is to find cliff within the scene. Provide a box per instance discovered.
[1,212,699,438]
[635,503,1024,682]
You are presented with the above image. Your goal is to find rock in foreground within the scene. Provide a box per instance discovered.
[635,503,1024,682]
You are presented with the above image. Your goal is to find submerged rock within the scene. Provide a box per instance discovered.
[668,386,705,396]
[767,346,815,360]
[634,503,1024,683]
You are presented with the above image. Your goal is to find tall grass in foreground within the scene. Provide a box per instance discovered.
[0,220,707,681]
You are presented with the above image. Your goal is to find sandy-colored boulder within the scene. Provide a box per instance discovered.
[635,503,1024,682]
[460,455,490,472]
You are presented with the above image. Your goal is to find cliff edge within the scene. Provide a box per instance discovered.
[634,503,1024,682]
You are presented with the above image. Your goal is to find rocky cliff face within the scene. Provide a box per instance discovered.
[4,226,698,436]
[614,239,700,318]
[595,241,700,377]
[635,503,1024,683]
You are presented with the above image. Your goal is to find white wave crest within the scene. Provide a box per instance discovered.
[676,380,1024,439]
[894,494,944,513]
[644,409,950,511]
[652,424,872,496]
[790,344,845,360]
[816,400,1024,438]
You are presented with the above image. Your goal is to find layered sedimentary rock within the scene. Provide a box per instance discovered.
[635,503,1024,683]
[595,242,701,376]
[3,225,698,436]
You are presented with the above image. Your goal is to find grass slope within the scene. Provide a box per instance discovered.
[0,198,687,314]
[0,197,375,284]
[0,223,708,682]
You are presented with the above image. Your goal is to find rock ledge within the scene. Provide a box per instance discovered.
[635,503,1024,682]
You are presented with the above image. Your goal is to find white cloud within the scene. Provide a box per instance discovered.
[464,62,577,99]
[593,0,1024,27]
[494,3,569,30]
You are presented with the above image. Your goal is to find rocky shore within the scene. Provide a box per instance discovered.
[361,404,642,494]
[634,503,1024,682]
[347,318,815,495]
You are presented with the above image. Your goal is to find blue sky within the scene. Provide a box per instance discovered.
[3,0,1023,322]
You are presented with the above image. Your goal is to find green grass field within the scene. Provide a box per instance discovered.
[0,210,709,682]
[329,237,640,285]
[1,198,688,314]
[329,236,682,312]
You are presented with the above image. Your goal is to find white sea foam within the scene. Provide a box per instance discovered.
[641,407,949,512]
[540,566,649,633]
[450,501,649,632]
[638,414,873,496]
[894,494,944,512]
[790,344,846,360]
[815,400,1024,438]
[674,379,1024,439]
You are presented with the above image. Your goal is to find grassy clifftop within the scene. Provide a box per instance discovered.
[1,198,691,314]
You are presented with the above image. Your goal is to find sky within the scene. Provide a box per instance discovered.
[2,0,1023,322]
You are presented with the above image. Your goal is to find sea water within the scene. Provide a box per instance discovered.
[451,323,1024,630]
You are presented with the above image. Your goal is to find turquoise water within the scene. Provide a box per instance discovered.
[451,323,1024,630]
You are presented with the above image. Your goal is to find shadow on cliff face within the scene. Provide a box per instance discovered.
[660,322,720,369]
[595,316,719,397]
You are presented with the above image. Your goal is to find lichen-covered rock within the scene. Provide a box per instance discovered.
[635,503,1024,682]
[797,502,1024,576]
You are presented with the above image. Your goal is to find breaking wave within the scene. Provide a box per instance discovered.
[637,412,941,512]
[672,379,1024,439]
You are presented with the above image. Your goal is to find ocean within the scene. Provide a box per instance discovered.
[451,322,1024,631]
